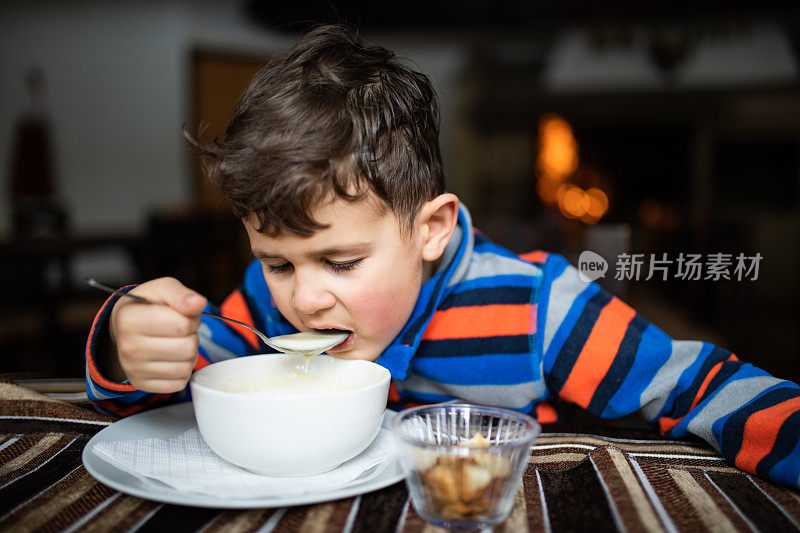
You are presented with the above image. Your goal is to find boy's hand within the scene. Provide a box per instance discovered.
[108,277,207,393]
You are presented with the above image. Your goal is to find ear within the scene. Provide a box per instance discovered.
[417,193,460,262]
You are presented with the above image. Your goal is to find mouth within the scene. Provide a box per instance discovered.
[311,327,354,352]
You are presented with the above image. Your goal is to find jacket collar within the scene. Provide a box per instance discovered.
[374,203,474,379]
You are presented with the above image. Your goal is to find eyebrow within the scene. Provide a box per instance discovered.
[252,242,373,260]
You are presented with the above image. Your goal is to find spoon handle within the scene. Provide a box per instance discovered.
[84,278,276,349]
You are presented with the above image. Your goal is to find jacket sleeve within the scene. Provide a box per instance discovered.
[85,260,295,417]
[539,253,800,489]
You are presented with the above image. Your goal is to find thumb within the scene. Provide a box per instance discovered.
[178,290,207,316]
[156,278,207,317]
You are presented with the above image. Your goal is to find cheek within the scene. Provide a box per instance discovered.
[347,273,419,333]
[264,278,302,326]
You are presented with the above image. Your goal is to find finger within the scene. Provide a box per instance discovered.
[116,335,199,364]
[118,305,202,338]
[131,277,207,317]
[128,360,197,381]
[129,378,191,394]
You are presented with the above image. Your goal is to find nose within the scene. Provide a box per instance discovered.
[291,271,336,315]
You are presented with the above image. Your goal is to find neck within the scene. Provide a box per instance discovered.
[421,258,440,285]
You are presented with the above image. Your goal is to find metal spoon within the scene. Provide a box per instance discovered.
[85,278,348,356]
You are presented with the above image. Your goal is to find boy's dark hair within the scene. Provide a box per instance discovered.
[186,24,444,237]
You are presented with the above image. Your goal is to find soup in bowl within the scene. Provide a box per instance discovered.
[189,354,391,476]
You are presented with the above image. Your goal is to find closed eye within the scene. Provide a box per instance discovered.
[265,262,292,274]
[326,258,363,273]
[263,258,363,275]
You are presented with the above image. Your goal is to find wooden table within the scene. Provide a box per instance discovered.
[1,378,799,532]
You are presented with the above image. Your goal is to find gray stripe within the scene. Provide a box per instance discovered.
[85,367,111,401]
[543,263,589,355]
[639,341,705,421]
[461,252,542,284]
[446,204,475,287]
[397,374,546,409]
[198,323,239,362]
[686,374,785,449]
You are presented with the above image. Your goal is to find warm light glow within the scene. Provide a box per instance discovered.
[661,206,681,231]
[536,114,578,181]
[639,199,662,228]
[585,188,609,217]
[558,185,591,219]
[537,176,562,204]
[535,114,609,224]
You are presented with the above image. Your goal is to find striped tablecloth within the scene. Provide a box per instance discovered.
[1,378,799,532]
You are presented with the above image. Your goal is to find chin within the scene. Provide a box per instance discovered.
[329,349,379,362]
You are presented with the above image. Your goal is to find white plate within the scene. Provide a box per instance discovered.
[82,402,405,508]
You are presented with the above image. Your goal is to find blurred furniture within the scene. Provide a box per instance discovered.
[191,50,264,209]
[582,223,631,298]
[2,378,798,531]
[141,208,252,305]
[0,234,142,377]
[0,206,251,378]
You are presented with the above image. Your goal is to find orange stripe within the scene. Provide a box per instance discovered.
[219,289,259,349]
[95,393,173,417]
[658,354,738,433]
[86,287,138,393]
[735,396,800,473]
[387,383,401,403]
[519,250,549,264]
[559,297,637,407]
[422,304,531,341]
[535,401,558,424]
[193,354,212,371]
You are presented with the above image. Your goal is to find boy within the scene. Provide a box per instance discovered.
[86,25,800,489]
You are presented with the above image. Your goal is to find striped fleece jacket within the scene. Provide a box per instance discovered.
[86,205,800,488]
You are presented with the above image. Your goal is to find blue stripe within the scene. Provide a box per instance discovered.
[448,274,541,293]
[242,260,296,336]
[716,381,800,458]
[123,390,151,403]
[536,254,566,375]
[417,335,530,358]
[667,363,769,437]
[197,343,211,363]
[770,431,800,486]
[397,208,470,347]
[589,313,647,417]
[472,238,521,259]
[411,353,539,385]
[602,323,672,418]
[89,384,150,403]
[702,360,745,404]
[438,286,532,310]
[670,346,733,419]
[654,342,716,421]
[402,389,458,404]
[546,289,611,394]
[758,410,800,480]
[543,269,599,373]
[201,306,253,356]
[708,376,791,443]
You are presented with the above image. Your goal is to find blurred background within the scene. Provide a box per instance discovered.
[1,0,798,384]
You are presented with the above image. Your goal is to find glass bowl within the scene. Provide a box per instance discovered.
[390,403,540,530]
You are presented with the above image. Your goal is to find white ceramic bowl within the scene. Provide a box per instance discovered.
[189,354,391,476]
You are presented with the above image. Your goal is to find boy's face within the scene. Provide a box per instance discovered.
[245,196,426,362]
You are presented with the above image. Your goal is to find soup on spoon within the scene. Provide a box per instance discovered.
[268,330,349,372]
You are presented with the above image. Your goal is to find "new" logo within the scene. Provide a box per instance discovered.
[578,251,608,282]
